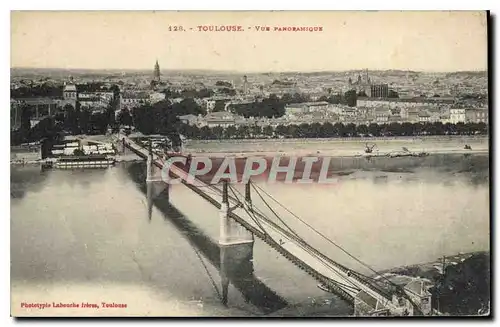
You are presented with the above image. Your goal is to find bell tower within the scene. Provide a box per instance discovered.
[154,60,161,82]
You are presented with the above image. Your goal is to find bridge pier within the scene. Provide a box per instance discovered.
[219,181,255,306]
[145,143,170,221]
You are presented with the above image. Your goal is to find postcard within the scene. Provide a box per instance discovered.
[10,10,490,317]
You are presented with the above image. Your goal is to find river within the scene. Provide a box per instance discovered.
[10,140,490,317]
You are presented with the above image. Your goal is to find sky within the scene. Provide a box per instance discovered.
[10,11,488,72]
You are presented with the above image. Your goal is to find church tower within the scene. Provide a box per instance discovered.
[154,60,161,82]
[243,75,249,94]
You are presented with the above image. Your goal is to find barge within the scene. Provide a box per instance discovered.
[50,155,116,169]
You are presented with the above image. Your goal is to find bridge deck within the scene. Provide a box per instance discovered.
[122,136,401,311]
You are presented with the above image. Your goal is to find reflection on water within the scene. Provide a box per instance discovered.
[10,153,489,316]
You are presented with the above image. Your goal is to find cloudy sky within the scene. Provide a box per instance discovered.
[11,11,488,72]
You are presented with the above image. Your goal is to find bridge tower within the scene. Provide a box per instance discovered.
[219,180,255,306]
[145,139,170,220]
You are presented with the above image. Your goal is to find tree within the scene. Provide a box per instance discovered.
[218,88,236,96]
[20,104,32,135]
[368,123,381,136]
[212,126,224,139]
[456,122,467,135]
[320,122,335,137]
[213,100,227,113]
[343,90,358,107]
[89,113,108,134]
[401,122,414,136]
[73,148,85,156]
[215,81,232,87]
[225,125,237,139]
[386,122,402,136]
[79,107,91,134]
[171,98,206,116]
[356,124,369,136]
[249,125,262,137]
[309,123,322,138]
[63,104,79,135]
[199,126,213,140]
[287,124,299,138]
[345,123,357,137]
[333,122,345,137]
[262,125,274,138]
[117,109,133,127]
[274,124,287,137]
[235,125,250,139]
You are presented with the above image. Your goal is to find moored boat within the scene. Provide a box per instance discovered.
[53,155,116,169]
[317,283,335,293]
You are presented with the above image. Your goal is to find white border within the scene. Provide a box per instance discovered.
[2,1,498,327]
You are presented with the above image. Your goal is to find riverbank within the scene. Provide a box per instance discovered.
[183,135,489,158]
[378,251,490,316]
[10,135,489,165]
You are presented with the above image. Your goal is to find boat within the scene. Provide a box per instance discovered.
[388,151,429,158]
[317,283,335,293]
[53,155,116,169]
[360,152,389,158]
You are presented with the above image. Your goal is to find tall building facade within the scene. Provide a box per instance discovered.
[369,84,389,98]
[154,60,161,82]
[348,69,391,98]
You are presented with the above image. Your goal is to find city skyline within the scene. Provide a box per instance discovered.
[11,11,488,73]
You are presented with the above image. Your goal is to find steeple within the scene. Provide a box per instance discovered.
[154,59,160,82]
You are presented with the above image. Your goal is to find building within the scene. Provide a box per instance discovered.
[349,69,371,95]
[418,112,432,123]
[78,91,114,111]
[149,92,166,104]
[201,112,246,128]
[242,75,249,95]
[450,108,466,124]
[354,291,389,316]
[285,102,331,115]
[450,108,489,124]
[358,97,455,110]
[11,98,60,120]
[369,84,389,98]
[63,83,77,100]
[120,92,150,110]
[178,114,199,126]
[471,108,489,124]
[403,279,432,316]
[11,143,42,162]
[347,70,394,98]
[154,60,161,82]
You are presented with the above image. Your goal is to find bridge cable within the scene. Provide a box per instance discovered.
[229,184,362,293]
[136,142,364,297]
[137,175,222,302]
[251,183,424,314]
[246,184,303,240]
[149,143,422,313]
[227,184,271,239]
[251,183,402,295]
[252,183,393,280]
[189,242,223,301]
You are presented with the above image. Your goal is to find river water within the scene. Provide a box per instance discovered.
[11,140,490,317]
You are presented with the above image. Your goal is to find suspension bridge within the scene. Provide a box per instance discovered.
[120,135,433,317]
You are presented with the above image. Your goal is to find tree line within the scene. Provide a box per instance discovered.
[317,90,358,107]
[11,82,120,99]
[128,100,182,146]
[178,121,488,140]
[162,88,214,99]
[11,100,117,146]
[11,84,63,98]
